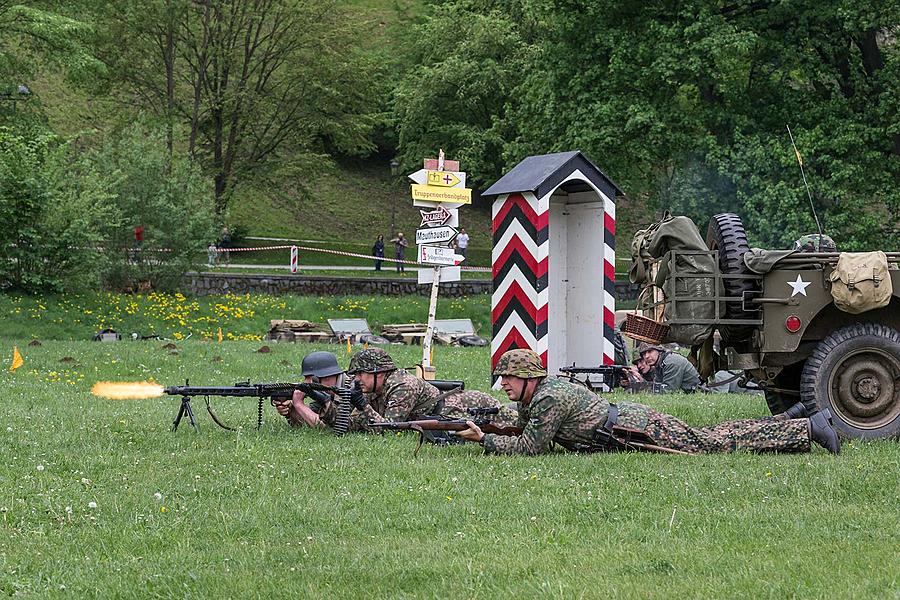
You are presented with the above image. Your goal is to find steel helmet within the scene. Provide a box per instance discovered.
[347,348,397,374]
[492,349,547,378]
[301,351,343,379]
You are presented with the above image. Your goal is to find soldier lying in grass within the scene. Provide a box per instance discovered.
[284,348,515,434]
[456,349,840,455]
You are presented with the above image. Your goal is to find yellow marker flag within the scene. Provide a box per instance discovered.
[794,148,803,167]
[217,327,223,343]
[9,346,24,372]
[363,341,369,350]
[346,338,352,354]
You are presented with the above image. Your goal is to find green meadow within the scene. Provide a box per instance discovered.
[1,340,897,598]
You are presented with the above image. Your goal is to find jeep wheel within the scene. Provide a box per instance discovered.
[800,324,900,439]
[706,214,760,344]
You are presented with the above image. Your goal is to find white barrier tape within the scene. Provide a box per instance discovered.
[220,243,490,272]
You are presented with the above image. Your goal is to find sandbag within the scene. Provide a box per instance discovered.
[829,251,892,314]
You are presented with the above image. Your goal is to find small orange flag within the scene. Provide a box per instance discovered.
[346,338,352,354]
[9,346,24,372]
[217,327,223,343]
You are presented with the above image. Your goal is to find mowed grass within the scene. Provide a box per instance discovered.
[1,340,898,599]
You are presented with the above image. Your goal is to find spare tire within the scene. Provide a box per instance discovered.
[706,213,760,344]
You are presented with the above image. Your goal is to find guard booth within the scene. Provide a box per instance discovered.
[482,151,622,380]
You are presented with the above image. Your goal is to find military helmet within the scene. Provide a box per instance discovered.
[347,348,397,374]
[638,343,665,356]
[301,351,343,379]
[492,349,547,378]
[793,233,837,253]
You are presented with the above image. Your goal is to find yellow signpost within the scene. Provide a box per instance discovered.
[410,184,472,205]
[426,170,461,187]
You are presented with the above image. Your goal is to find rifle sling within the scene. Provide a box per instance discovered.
[205,397,236,431]
[429,385,464,416]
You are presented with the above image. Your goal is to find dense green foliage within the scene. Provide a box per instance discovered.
[2,0,898,293]
[1,340,897,597]
[394,0,900,250]
[0,126,116,292]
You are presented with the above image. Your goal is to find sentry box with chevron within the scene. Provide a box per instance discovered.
[482,151,622,384]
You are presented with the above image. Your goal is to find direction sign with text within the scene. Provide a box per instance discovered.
[408,169,466,188]
[411,184,472,205]
[415,225,458,245]
[419,205,453,227]
[419,245,465,266]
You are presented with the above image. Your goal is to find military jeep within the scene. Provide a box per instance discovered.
[658,214,900,440]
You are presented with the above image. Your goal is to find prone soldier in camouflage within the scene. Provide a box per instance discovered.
[456,349,840,455]
[324,348,515,432]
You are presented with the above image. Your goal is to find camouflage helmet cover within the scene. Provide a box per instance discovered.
[492,349,547,378]
[301,351,343,379]
[638,343,666,356]
[347,348,397,374]
[793,233,837,252]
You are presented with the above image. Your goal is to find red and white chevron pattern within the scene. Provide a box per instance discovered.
[491,192,549,372]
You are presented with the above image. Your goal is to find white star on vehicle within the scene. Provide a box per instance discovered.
[788,274,811,297]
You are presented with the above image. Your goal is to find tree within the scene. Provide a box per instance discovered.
[93,122,217,290]
[88,0,386,215]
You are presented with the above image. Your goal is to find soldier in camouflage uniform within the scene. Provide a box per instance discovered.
[456,349,840,455]
[315,348,515,432]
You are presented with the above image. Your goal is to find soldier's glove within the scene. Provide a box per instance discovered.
[349,381,368,411]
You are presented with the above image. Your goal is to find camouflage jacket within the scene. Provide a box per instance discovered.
[650,351,700,393]
[482,378,612,455]
[319,369,505,432]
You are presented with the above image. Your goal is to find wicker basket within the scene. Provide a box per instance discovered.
[621,286,669,344]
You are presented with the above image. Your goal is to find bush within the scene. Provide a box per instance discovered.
[0,125,118,293]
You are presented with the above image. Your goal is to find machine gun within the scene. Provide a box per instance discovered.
[164,381,340,432]
[91,379,339,432]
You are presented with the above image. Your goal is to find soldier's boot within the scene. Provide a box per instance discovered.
[774,401,809,421]
[808,409,840,454]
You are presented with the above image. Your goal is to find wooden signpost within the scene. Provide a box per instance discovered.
[408,149,470,373]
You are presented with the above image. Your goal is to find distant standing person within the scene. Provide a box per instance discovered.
[456,228,469,260]
[207,242,218,269]
[390,232,409,273]
[372,235,385,271]
[219,226,232,266]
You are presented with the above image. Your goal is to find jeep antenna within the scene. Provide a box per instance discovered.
[786,124,825,251]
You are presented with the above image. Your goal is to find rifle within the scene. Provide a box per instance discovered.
[369,409,523,455]
[158,381,338,432]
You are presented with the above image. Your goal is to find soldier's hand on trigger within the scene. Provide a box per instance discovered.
[273,397,292,417]
[456,420,485,443]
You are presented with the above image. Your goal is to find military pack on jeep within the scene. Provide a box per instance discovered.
[628,213,900,440]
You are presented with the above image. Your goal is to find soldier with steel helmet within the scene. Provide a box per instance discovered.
[343,347,514,429]
[274,351,345,428]
[456,348,840,455]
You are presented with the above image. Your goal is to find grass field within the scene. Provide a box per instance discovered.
[0,292,493,343]
[1,340,897,598]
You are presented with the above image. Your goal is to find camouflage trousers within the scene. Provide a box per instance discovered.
[642,409,811,454]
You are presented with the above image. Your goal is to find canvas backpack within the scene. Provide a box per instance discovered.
[829,251,893,314]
